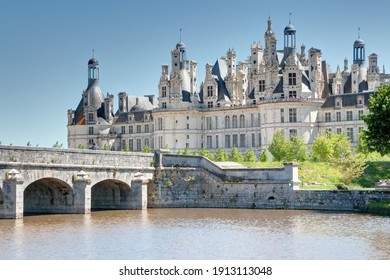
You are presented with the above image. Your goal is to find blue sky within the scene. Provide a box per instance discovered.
[0,0,389,148]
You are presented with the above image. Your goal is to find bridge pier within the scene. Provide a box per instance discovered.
[1,169,25,219]
[73,171,92,214]
[131,174,148,210]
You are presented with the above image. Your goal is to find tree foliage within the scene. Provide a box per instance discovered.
[244,148,257,162]
[229,146,243,162]
[332,155,367,185]
[287,136,307,162]
[311,132,351,161]
[141,144,150,153]
[362,84,390,155]
[268,130,289,161]
[259,150,269,162]
[269,131,307,162]
[214,147,229,162]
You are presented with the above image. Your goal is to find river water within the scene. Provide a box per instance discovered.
[0,209,389,260]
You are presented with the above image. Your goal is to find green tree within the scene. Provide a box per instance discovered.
[199,147,214,160]
[102,144,110,151]
[332,155,367,185]
[26,141,32,147]
[182,146,190,155]
[259,150,269,162]
[244,148,257,162]
[141,144,150,153]
[229,146,243,162]
[122,145,130,152]
[268,130,289,161]
[214,147,229,162]
[77,144,84,149]
[311,132,351,161]
[362,84,390,155]
[287,136,307,162]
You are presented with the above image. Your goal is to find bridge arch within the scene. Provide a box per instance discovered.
[91,179,132,210]
[24,178,74,215]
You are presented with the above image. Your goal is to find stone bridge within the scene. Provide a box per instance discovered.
[0,146,154,218]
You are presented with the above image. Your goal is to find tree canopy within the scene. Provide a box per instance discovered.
[362,84,390,155]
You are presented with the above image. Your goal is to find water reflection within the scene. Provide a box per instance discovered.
[0,209,388,260]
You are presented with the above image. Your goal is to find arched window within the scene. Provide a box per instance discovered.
[225,116,230,129]
[239,115,245,128]
[232,115,238,128]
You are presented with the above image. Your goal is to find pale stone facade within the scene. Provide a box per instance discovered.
[67,18,390,153]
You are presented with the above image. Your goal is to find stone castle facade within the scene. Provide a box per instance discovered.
[67,18,390,153]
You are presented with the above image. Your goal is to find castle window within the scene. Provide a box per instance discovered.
[232,134,238,147]
[325,112,331,122]
[239,115,245,128]
[337,128,342,134]
[207,86,213,97]
[289,91,297,98]
[336,112,341,122]
[337,84,341,94]
[280,109,285,123]
[225,135,231,148]
[225,116,231,129]
[252,133,255,147]
[259,80,265,92]
[347,128,354,142]
[207,101,213,108]
[129,126,133,134]
[136,125,141,133]
[240,134,245,147]
[162,86,167,98]
[232,115,238,128]
[289,129,297,140]
[216,135,219,148]
[358,110,364,120]
[215,116,218,129]
[162,102,167,109]
[289,108,297,123]
[158,118,163,130]
[88,127,94,135]
[346,111,353,121]
[121,126,126,134]
[88,113,94,123]
[206,117,212,130]
[145,124,149,133]
[206,136,212,149]
[129,139,133,151]
[251,114,255,127]
[288,73,297,86]
[136,139,141,151]
[144,138,149,148]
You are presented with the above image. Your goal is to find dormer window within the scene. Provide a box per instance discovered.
[357,96,364,107]
[207,86,213,97]
[335,97,342,108]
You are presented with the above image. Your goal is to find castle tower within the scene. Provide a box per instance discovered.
[353,30,365,66]
[308,48,324,98]
[367,53,380,90]
[84,57,104,124]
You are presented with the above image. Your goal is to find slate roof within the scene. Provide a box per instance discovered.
[321,91,373,109]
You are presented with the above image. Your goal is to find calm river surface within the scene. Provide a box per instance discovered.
[0,209,389,260]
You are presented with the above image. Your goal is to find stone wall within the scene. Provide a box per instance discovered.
[0,145,153,168]
[147,167,390,211]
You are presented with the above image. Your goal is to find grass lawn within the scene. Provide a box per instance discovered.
[241,156,390,190]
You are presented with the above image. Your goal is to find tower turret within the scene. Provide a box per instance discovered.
[353,29,365,66]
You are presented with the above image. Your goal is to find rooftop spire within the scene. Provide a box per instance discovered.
[289,12,292,24]
[358,27,361,39]
[179,28,182,42]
